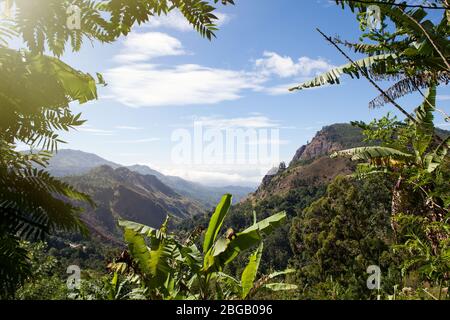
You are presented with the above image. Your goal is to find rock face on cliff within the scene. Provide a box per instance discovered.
[250,123,365,202]
[290,123,365,165]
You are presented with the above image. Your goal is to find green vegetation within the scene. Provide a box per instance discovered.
[0,0,234,299]
[90,195,296,300]
[1,0,449,301]
[289,176,398,299]
[289,0,450,299]
[332,87,450,295]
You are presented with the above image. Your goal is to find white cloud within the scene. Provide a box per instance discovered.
[255,51,334,78]
[114,32,185,63]
[155,164,266,187]
[247,138,290,146]
[115,126,144,130]
[196,115,280,129]
[114,138,160,144]
[263,81,331,95]
[105,33,335,107]
[437,95,450,101]
[144,10,230,32]
[262,82,299,95]
[105,63,262,107]
[78,125,115,135]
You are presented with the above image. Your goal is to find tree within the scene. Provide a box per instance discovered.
[290,0,450,124]
[332,86,449,252]
[0,0,235,298]
[331,91,449,290]
[289,176,397,300]
[289,0,449,298]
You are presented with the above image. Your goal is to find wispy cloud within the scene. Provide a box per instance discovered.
[114,32,185,63]
[115,126,144,131]
[144,10,230,32]
[78,125,115,136]
[247,138,290,146]
[113,138,161,144]
[261,82,300,95]
[105,33,335,107]
[155,164,265,187]
[196,115,281,129]
[105,63,263,107]
[255,51,334,78]
[437,95,450,101]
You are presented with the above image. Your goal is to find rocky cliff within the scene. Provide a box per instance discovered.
[290,123,365,164]
[250,123,365,202]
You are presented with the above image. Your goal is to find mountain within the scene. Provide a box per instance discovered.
[63,166,205,242]
[182,123,366,272]
[43,150,254,207]
[249,123,363,202]
[43,149,121,177]
[289,123,365,165]
[127,165,254,206]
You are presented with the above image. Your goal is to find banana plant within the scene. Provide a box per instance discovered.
[215,242,297,299]
[110,194,295,300]
[332,85,448,174]
[291,2,450,109]
[331,85,449,250]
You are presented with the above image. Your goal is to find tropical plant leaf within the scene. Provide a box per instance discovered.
[414,85,436,133]
[332,146,413,162]
[203,194,232,253]
[241,242,263,299]
[411,85,436,158]
[425,135,450,173]
[289,54,397,90]
[122,227,153,276]
[264,283,298,291]
[266,269,296,280]
[203,211,287,271]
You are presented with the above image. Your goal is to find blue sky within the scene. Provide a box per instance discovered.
[52,0,450,187]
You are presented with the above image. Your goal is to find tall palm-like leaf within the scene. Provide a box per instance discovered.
[290,54,398,91]
[240,242,263,298]
[203,194,232,253]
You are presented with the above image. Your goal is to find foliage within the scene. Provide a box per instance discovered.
[291,0,449,297]
[15,242,70,300]
[332,86,449,218]
[291,0,450,110]
[0,0,234,299]
[108,195,296,300]
[6,0,235,56]
[289,175,398,300]
[393,213,450,285]
[331,90,449,293]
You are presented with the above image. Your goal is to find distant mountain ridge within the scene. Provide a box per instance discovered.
[44,149,121,176]
[63,165,205,241]
[43,149,254,207]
